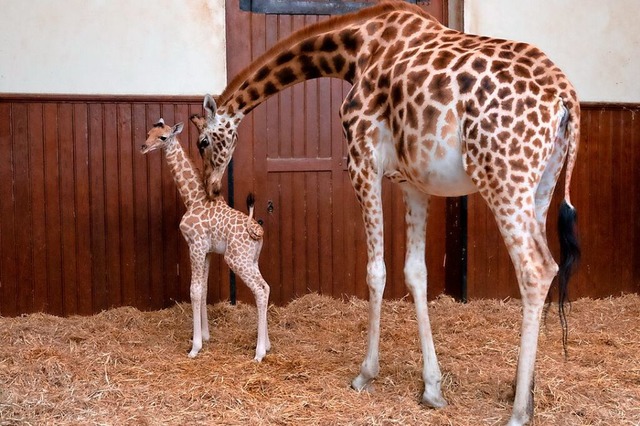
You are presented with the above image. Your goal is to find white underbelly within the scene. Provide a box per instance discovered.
[413,155,478,197]
[382,145,478,197]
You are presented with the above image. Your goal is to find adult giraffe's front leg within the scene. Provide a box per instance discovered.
[349,161,386,392]
[401,186,447,408]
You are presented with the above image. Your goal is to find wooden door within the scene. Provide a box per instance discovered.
[224,0,450,305]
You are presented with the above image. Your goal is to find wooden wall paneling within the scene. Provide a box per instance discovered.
[58,103,78,315]
[11,103,34,314]
[73,103,93,315]
[43,103,64,315]
[631,108,640,294]
[29,103,48,313]
[589,109,609,297]
[103,103,122,309]
[573,106,639,298]
[0,102,17,316]
[581,108,606,298]
[117,103,136,308]
[630,108,640,293]
[132,102,151,309]
[612,109,631,289]
[88,103,107,313]
[606,107,634,294]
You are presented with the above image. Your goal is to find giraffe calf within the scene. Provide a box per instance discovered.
[141,119,270,361]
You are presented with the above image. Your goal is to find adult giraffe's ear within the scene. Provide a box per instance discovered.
[171,122,184,136]
[203,94,217,121]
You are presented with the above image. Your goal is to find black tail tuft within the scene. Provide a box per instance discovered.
[246,193,256,210]
[557,200,580,357]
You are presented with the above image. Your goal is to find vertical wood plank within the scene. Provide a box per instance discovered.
[132,103,151,309]
[89,103,108,312]
[103,103,122,308]
[631,109,640,293]
[43,103,63,315]
[0,103,17,316]
[118,103,136,307]
[73,103,93,315]
[28,103,48,313]
[12,103,35,313]
[58,103,78,314]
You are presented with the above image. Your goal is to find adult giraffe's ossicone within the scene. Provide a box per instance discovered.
[190,2,580,424]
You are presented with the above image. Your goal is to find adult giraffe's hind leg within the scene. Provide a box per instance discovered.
[402,186,447,408]
[487,198,558,426]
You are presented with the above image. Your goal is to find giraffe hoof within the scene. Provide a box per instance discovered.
[421,392,448,409]
[505,414,530,426]
[254,350,266,362]
[351,375,374,393]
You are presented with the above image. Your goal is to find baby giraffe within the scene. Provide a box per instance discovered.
[141,119,270,361]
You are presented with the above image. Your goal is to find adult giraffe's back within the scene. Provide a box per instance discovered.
[190,2,580,424]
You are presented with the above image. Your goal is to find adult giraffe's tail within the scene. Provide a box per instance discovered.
[245,193,264,241]
[557,101,581,355]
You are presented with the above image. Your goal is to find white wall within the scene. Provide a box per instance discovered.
[465,0,640,103]
[0,0,226,96]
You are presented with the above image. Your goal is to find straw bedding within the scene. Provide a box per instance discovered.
[1,293,638,425]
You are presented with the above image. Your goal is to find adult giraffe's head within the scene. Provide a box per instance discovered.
[190,94,240,198]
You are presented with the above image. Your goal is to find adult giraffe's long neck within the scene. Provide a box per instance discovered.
[218,1,420,116]
[163,140,207,209]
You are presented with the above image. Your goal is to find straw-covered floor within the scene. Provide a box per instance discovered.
[1,293,638,425]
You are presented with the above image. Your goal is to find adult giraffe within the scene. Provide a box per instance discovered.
[190,2,580,424]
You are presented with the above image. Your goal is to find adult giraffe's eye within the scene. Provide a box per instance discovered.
[198,139,210,149]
